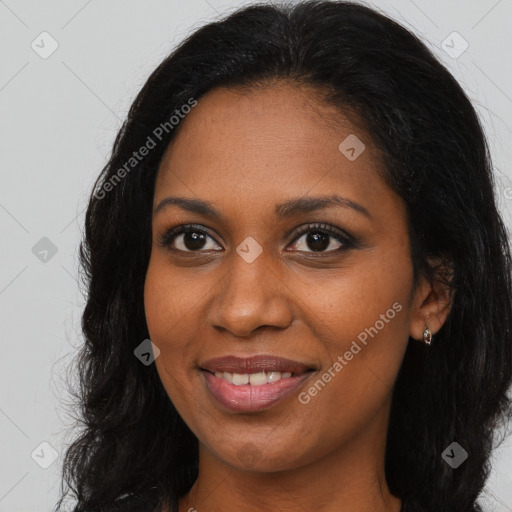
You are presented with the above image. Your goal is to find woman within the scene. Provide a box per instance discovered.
[56,1,512,511]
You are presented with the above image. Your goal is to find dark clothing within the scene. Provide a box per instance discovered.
[77,487,486,511]
[73,487,161,512]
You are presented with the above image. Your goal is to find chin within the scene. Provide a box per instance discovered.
[208,440,313,474]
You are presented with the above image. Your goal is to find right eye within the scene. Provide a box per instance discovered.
[158,224,223,253]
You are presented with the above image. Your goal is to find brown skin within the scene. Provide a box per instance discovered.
[144,82,452,512]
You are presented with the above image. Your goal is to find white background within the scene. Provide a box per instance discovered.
[0,0,511,510]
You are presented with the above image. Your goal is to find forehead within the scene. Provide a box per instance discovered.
[161,83,373,160]
[159,83,380,179]
[153,83,399,228]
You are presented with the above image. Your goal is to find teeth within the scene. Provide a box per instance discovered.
[249,372,267,385]
[267,371,281,383]
[213,370,295,385]
[233,373,249,385]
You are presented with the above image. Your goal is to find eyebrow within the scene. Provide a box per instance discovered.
[154,194,372,220]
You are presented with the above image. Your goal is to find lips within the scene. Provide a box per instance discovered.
[199,355,317,412]
[200,355,314,375]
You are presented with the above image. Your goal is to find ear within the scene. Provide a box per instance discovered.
[409,257,454,342]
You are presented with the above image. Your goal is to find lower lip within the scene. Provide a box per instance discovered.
[201,370,313,412]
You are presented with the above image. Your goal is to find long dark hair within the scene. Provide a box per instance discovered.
[56,1,512,511]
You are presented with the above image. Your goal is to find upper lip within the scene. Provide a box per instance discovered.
[200,355,315,375]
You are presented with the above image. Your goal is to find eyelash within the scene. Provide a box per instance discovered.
[158,222,356,254]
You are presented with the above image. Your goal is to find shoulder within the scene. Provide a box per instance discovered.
[72,487,162,512]
[401,497,488,512]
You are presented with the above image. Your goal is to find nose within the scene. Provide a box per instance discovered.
[207,248,294,338]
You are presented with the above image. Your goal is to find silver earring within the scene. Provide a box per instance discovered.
[423,326,432,345]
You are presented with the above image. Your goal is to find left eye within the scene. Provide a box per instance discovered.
[290,230,344,253]
[287,223,353,253]
[159,223,353,254]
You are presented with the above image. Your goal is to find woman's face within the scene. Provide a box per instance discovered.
[144,83,428,472]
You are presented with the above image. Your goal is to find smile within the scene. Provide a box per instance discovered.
[212,370,294,385]
[199,354,317,412]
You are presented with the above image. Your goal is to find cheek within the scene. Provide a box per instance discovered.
[298,253,411,346]
[144,256,203,344]
[144,261,187,390]
[144,258,169,335]
[144,257,209,420]
[294,256,412,414]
